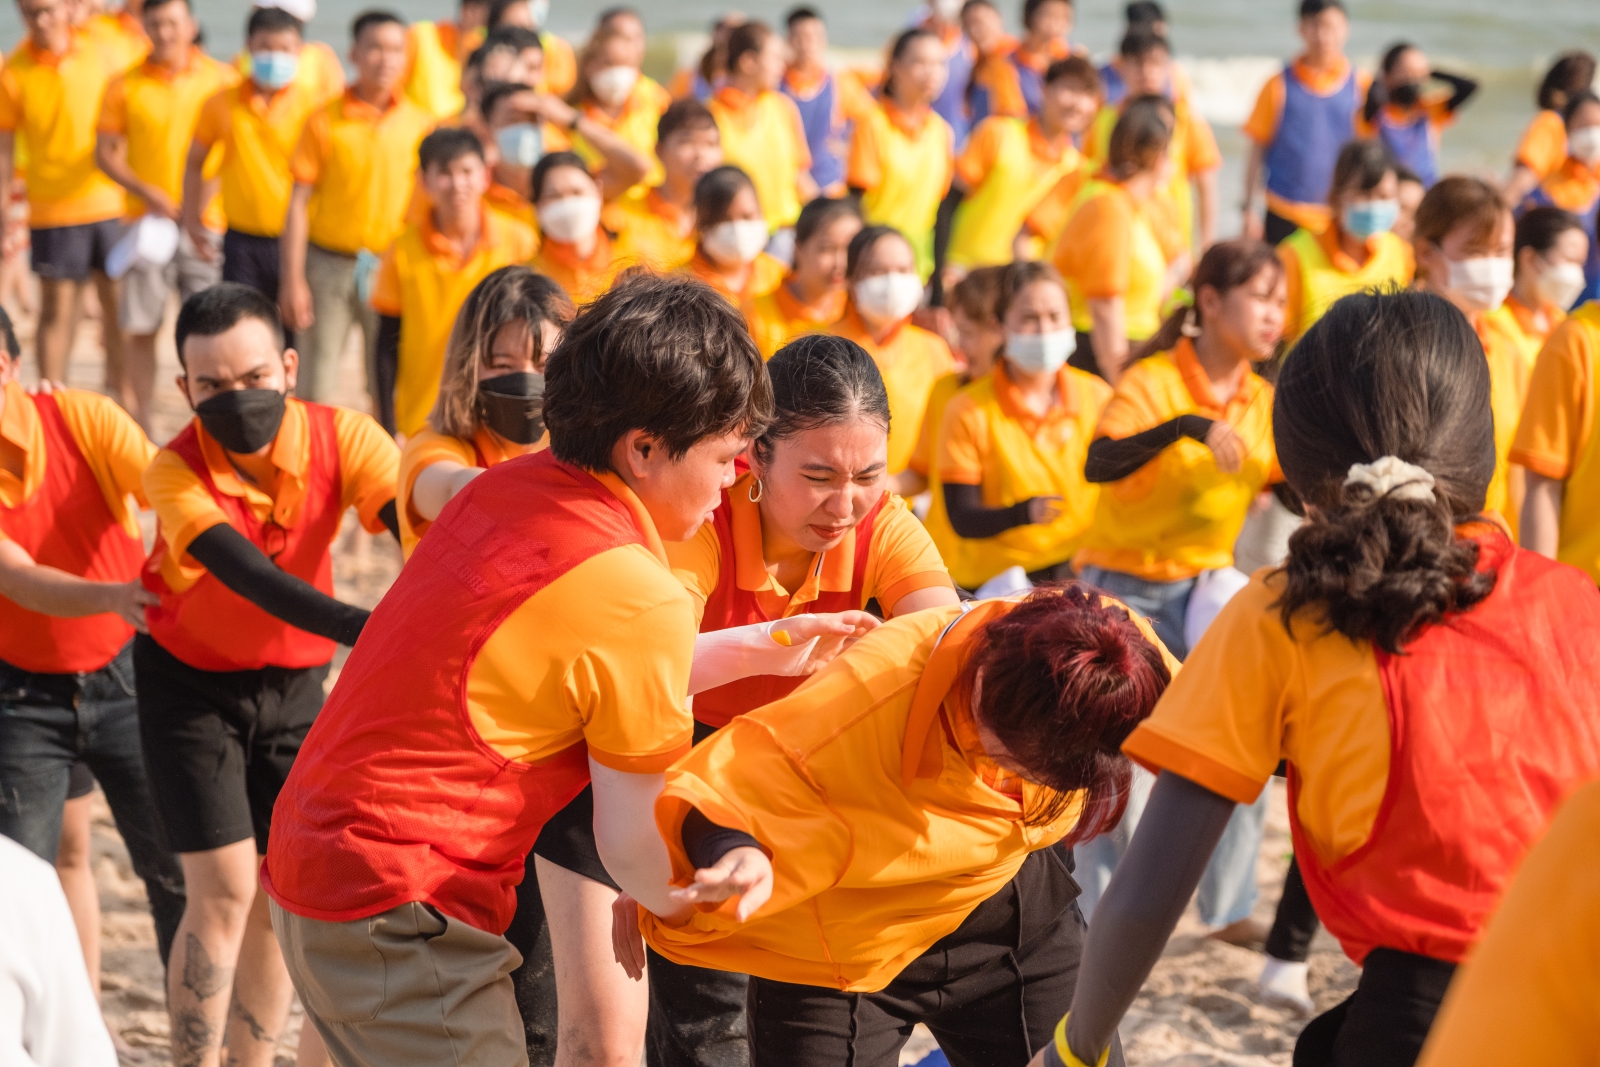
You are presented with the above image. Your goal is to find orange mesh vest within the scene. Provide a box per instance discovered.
[262,452,645,933]
[1292,528,1600,965]
[692,491,886,728]
[0,393,144,674]
[141,403,344,672]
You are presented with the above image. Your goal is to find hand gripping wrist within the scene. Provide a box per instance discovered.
[1051,1014,1109,1067]
[688,621,818,695]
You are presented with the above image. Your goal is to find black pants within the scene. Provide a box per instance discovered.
[1266,855,1322,962]
[746,846,1121,1067]
[1292,948,1456,1067]
[222,228,294,350]
[0,643,186,965]
[1264,210,1300,246]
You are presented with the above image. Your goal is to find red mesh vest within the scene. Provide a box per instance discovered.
[262,452,646,933]
[0,393,144,673]
[141,403,344,672]
[692,490,886,728]
[1293,528,1600,965]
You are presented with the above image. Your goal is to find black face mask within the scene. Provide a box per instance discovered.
[477,372,545,445]
[194,388,287,454]
[1389,81,1422,108]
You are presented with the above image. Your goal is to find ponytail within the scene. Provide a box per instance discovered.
[1272,290,1498,653]
[1132,239,1283,363]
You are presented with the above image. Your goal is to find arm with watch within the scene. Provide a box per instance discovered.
[502,88,652,201]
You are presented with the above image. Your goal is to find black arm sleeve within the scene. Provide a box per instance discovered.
[1433,70,1478,113]
[1064,773,1238,1064]
[1083,415,1214,484]
[681,807,763,870]
[930,187,964,306]
[943,482,1035,539]
[185,524,370,646]
[374,315,401,436]
[377,499,400,542]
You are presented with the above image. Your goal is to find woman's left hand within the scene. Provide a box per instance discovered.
[668,846,774,922]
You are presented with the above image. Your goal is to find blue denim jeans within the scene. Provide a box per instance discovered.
[1075,566,1196,661]
[0,642,186,965]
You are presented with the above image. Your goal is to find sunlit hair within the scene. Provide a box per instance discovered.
[957,585,1171,833]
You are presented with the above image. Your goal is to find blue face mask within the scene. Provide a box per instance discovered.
[251,50,300,92]
[495,123,544,168]
[1342,198,1400,240]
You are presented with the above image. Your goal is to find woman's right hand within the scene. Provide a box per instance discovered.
[772,611,880,675]
[1204,420,1246,474]
[1027,496,1065,525]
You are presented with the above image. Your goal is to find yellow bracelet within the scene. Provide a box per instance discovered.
[1052,1014,1110,1067]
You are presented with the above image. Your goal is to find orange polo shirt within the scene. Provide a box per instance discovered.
[396,427,543,558]
[290,89,436,256]
[0,38,128,227]
[1053,176,1184,339]
[142,398,398,595]
[1514,109,1568,180]
[641,598,1176,991]
[741,281,847,359]
[684,249,786,306]
[606,187,696,271]
[1242,56,1372,232]
[371,205,540,436]
[82,8,149,74]
[540,31,577,97]
[1076,341,1280,582]
[0,380,153,544]
[98,49,240,230]
[531,226,623,305]
[193,78,324,237]
[1415,778,1600,1067]
[667,474,950,622]
[829,304,957,476]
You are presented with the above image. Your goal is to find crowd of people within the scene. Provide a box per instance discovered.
[2,0,1600,1065]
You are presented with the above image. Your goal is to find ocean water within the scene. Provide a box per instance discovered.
[1,0,1594,235]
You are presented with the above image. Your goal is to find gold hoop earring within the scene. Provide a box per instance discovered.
[748,477,764,503]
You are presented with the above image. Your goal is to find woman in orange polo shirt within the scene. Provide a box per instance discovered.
[1492,206,1590,369]
[528,151,619,303]
[1505,51,1595,206]
[1052,95,1186,381]
[937,261,1112,591]
[625,585,1175,1067]
[743,196,862,358]
[829,226,956,477]
[1044,288,1600,1067]
[396,267,572,558]
[683,164,787,305]
[1516,91,1600,309]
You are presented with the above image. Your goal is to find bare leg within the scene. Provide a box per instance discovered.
[55,794,102,1000]
[222,879,299,1067]
[535,856,649,1067]
[123,332,159,432]
[167,840,258,1067]
[93,272,127,408]
[34,277,78,382]
[293,1013,329,1067]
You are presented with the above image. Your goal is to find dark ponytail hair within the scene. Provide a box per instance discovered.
[753,334,890,465]
[845,224,907,280]
[1136,239,1282,360]
[693,164,758,231]
[1105,94,1173,180]
[1272,290,1498,653]
[1514,206,1585,273]
[1537,50,1595,112]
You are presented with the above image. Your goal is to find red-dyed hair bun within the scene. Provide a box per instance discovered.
[957,585,1172,839]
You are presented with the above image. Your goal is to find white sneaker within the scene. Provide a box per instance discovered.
[1257,956,1314,1013]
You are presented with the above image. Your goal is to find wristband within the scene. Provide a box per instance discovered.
[1052,1014,1109,1067]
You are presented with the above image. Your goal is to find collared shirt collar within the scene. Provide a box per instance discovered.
[540,226,612,271]
[1290,53,1352,93]
[1316,220,1383,273]
[840,301,908,350]
[0,380,44,505]
[726,470,856,611]
[1171,336,1264,418]
[1026,117,1072,163]
[776,279,846,326]
[423,202,492,265]
[783,63,829,96]
[990,359,1080,435]
[194,394,309,526]
[142,45,203,80]
[884,100,933,137]
[339,86,403,121]
[593,469,669,566]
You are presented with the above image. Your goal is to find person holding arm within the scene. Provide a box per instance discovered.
[1504,51,1594,207]
[627,584,1179,1067]
[1362,42,1476,191]
[566,21,672,199]
[139,283,400,1067]
[683,165,788,306]
[1052,95,1186,381]
[1039,288,1600,1067]
[397,266,571,556]
[1488,206,1589,369]
[261,272,772,1067]
[743,197,862,358]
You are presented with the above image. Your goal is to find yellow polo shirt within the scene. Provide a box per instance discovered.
[97,49,240,230]
[1278,225,1414,344]
[0,38,127,227]
[741,283,847,359]
[848,102,954,280]
[606,187,697,271]
[290,89,436,256]
[950,117,1080,269]
[828,304,956,476]
[710,86,811,230]
[371,205,539,436]
[573,76,672,192]
[193,79,323,238]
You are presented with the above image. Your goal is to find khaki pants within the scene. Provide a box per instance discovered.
[271,899,529,1067]
[298,243,378,404]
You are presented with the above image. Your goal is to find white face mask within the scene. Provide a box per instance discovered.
[1005,330,1076,375]
[1568,125,1600,166]
[495,122,543,168]
[854,272,924,324]
[933,0,964,21]
[589,65,639,107]
[1535,260,1588,310]
[537,194,602,243]
[701,219,769,267]
[1445,256,1514,313]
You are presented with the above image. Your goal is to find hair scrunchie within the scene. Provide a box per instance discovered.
[1343,456,1437,503]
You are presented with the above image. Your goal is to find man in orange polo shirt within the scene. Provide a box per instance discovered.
[96,0,240,431]
[280,10,434,406]
[262,273,772,1067]
[0,305,186,986]
[184,6,322,339]
[138,284,399,1067]
[0,0,131,392]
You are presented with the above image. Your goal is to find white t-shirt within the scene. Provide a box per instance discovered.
[0,835,116,1067]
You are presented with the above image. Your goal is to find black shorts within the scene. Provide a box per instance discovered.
[31,218,124,281]
[66,760,95,800]
[222,228,283,303]
[133,633,328,855]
